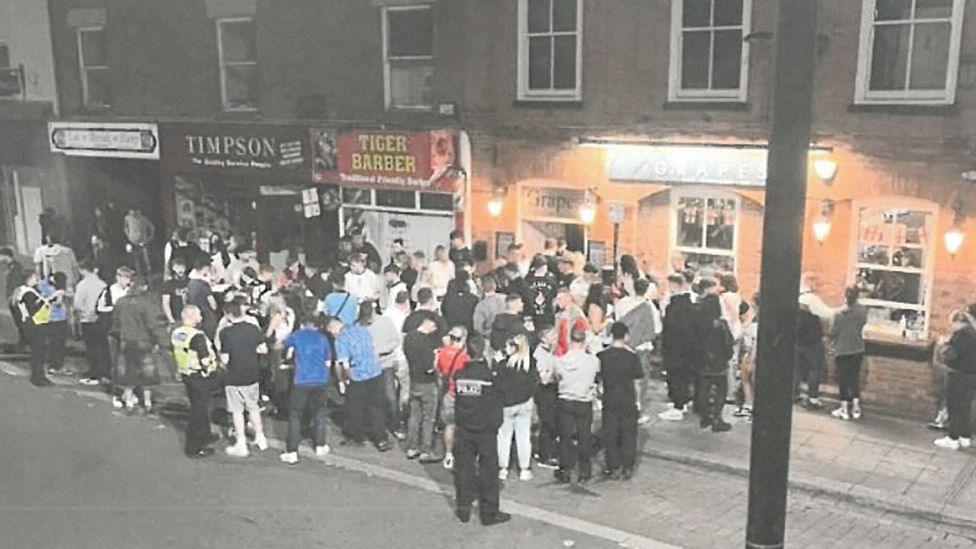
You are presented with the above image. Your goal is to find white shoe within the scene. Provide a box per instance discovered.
[658,408,685,421]
[443,454,454,470]
[225,444,249,458]
[519,469,533,481]
[851,399,862,420]
[254,436,269,451]
[637,414,651,425]
[934,437,961,450]
[112,397,124,409]
[315,445,331,457]
[498,469,509,481]
[279,452,299,464]
[960,438,972,449]
[831,407,850,421]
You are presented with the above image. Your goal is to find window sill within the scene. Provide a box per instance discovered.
[513,99,584,109]
[864,336,933,362]
[848,103,958,116]
[663,101,750,112]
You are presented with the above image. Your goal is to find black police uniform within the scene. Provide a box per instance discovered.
[452,357,504,522]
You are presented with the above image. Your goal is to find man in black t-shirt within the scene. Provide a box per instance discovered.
[219,300,269,458]
[597,322,644,480]
[186,261,219,338]
[162,258,189,326]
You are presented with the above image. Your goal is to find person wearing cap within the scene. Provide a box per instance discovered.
[436,325,471,470]
[112,275,169,414]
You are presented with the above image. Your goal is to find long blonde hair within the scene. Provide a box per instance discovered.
[505,333,531,372]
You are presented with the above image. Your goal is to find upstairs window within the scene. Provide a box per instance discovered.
[77,28,110,108]
[217,18,258,111]
[855,0,966,105]
[669,0,751,102]
[383,6,434,110]
[517,0,583,101]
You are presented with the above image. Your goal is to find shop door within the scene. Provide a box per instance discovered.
[521,220,584,255]
[258,194,339,264]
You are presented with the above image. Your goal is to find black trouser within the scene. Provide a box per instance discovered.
[344,375,388,445]
[602,406,638,472]
[269,347,291,414]
[795,343,825,399]
[665,356,693,409]
[835,353,863,402]
[557,399,593,479]
[23,323,48,382]
[454,427,500,516]
[81,320,111,379]
[46,321,68,371]
[947,370,976,440]
[183,374,214,454]
[287,384,329,453]
[701,373,728,423]
[534,383,559,462]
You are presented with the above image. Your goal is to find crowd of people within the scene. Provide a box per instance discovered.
[5,216,976,525]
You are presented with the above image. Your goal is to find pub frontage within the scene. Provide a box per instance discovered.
[468,133,976,420]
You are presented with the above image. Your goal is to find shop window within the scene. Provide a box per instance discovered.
[376,189,417,209]
[852,203,935,341]
[672,192,737,273]
[419,192,454,211]
[384,6,434,110]
[342,187,372,205]
[669,0,751,102]
[217,17,258,111]
[855,0,965,105]
[77,27,111,108]
[517,0,582,101]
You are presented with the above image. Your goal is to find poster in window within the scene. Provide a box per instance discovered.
[311,128,338,183]
[588,241,606,267]
[495,232,515,260]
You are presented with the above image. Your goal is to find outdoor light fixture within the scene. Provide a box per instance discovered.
[814,158,838,183]
[812,199,834,245]
[579,200,597,225]
[487,197,503,218]
[945,227,965,259]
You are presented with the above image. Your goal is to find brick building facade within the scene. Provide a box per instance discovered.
[36,0,976,417]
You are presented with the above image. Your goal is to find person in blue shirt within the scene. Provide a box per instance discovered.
[279,299,333,465]
[38,272,69,375]
[322,270,357,326]
[335,302,391,452]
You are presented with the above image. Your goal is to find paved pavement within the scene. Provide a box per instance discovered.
[5,355,976,548]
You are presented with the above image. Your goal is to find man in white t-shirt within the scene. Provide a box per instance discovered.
[345,254,380,304]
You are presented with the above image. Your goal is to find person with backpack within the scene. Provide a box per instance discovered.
[322,270,357,326]
[696,278,735,433]
[15,270,53,386]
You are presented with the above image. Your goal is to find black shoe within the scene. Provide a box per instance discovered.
[699,417,713,430]
[30,378,53,387]
[577,476,591,485]
[481,511,511,526]
[186,447,215,459]
[455,507,471,523]
[554,471,571,484]
[206,432,220,445]
[621,468,633,481]
[341,438,365,447]
[602,469,621,480]
[375,440,392,452]
[712,420,732,433]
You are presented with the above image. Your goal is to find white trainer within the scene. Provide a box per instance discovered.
[519,469,533,481]
[960,438,972,449]
[254,436,269,451]
[279,452,299,464]
[315,445,331,457]
[934,437,961,450]
[658,408,685,421]
[498,469,509,481]
[225,445,249,458]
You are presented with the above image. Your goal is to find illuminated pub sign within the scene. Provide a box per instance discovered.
[160,123,309,173]
[607,145,768,187]
[313,129,459,191]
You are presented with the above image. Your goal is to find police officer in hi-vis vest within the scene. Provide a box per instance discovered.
[172,304,219,458]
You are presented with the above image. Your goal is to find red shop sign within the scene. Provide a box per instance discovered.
[318,129,457,191]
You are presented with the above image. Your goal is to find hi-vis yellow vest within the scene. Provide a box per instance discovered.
[171,326,216,375]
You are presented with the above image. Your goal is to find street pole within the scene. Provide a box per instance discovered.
[745,1,818,548]
[612,222,620,273]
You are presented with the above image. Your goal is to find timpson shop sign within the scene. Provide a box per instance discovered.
[313,129,458,191]
[161,124,308,173]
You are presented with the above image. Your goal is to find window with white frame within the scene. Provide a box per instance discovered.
[855,0,966,105]
[383,6,434,110]
[852,202,936,341]
[217,18,258,111]
[669,0,751,102]
[77,28,110,108]
[517,0,582,101]
[672,190,738,273]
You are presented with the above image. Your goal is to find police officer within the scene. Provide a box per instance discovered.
[452,336,511,526]
[172,304,219,458]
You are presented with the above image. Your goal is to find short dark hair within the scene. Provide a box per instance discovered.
[610,321,629,341]
[634,277,650,296]
[481,275,497,292]
[583,263,599,274]
[417,287,434,306]
[698,277,718,292]
[193,257,211,271]
[466,335,486,359]
[224,300,243,318]
[505,292,522,304]
[720,274,739,294]
[79,259,97,272]
[358,301,375,324]
[384,264,400,275]
[393,238,404,246]
[450,230,464,241]
[395,290,410,304]
[682,269,696,284]
[570,326,587,343]
[300,297,321,324]
[0,247,14,258]
[667,273,685,285]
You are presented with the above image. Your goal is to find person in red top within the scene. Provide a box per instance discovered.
[554,287,588,357]
[436,325,470,470]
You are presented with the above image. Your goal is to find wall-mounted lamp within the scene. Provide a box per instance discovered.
[946,197,967,259]
[814,158,838,183]
[578,199,597,225]
[487,187,505,218]
[812,199,834,245]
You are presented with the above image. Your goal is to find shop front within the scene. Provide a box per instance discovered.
[159,122,337,265]
[515,182,589,256]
